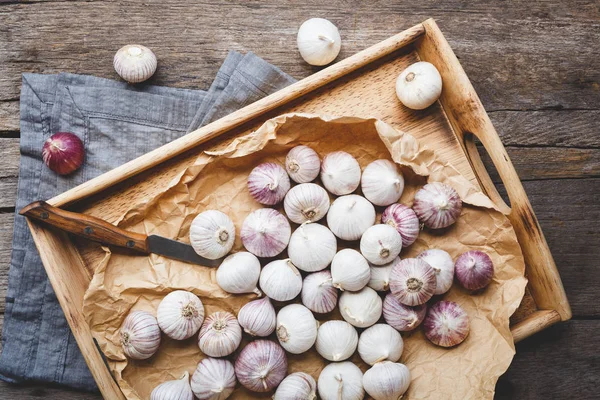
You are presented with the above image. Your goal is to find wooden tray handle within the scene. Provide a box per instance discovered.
[416,19,571,321]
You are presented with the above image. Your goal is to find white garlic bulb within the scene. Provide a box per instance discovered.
[327,195,376,241]
[241,208,291,258]
[190,210,236,260]
[276,304,318,354]
[259,259,303,302]
[417,248,455,295]
[339,287,382,328]
[191,358,236,400]
[360,224,402,265]
[113,44,157,83]
[320,151,361,195]
[286,145,321,183]
[235,340,288,392]
[120,310,161,360]
[330,248,370,291]
[198,311,242,357]
[157,290,205,340]
[357,324,403,366]
[248,162,291,205]
[368,257,398,291]
[237,297,276,337]
[395,61,442,110]
[363,362,411,400]
[301,270,338,314]
[318,362,364,400]
[315,320,358,362]
[216,252,262,296]
[288,223,337,272]
[283,183,330,224]
[297,18,342,66]
[150,371,194,400]
[361,160,405,206]
[274,372,317,400]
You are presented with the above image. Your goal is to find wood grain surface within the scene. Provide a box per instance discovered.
[0,0,599,398]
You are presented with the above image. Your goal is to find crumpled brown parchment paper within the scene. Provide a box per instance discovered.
[83,114,527,399]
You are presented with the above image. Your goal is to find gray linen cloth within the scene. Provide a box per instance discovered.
[0,51,295,391]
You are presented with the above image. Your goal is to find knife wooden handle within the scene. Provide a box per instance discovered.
[20,201,149,253]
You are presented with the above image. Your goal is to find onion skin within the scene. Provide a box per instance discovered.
[423,301,470,347]
[42,132,85,175]
[455,250,494,290]
[413,182,462,229]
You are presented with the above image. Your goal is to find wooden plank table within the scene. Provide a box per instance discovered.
[0,1,598,398]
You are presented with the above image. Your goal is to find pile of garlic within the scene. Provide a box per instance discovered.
[122,144,496,400]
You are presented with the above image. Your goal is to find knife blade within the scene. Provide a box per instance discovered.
[20,201,220,267]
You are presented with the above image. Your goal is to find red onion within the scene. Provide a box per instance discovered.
[389,258,436,306]
[454,250,494,290]
[381,204,420,247]
[42,132,85,175]
[235,340,288,392]
[382,293,427,331]
[423,301,470,347]
[248,162,291,205]
[412,182,462,229]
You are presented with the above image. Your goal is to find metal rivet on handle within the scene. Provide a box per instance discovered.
[84,226,94,235]
[40,212,49,220]
[126,240,135,248]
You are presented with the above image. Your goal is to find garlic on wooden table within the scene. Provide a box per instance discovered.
[297,18,342,66]
[368,257,399,292]
[288,222,337,272]
[241,208,291,258]
[382,293,427,332]
[358,323,403,366]
[191,357,236,400]
[327,194,376,241]
[259,259,303,302]
[114,44,157,83]
[330,248,370,291]
[286,145,321,183]
[454,250,494,290]
[235,340,288,392]
[150,371,194,400]
[198,311,242,357]
[390,258,437,306]
[395,61,442,110]
[381,203,420,247]
[413,182,462,229]
[361,159,405,206]
[363,361,411,400]
[274,372,317,400]
[248,162,291,205]
[189,210,236,260]
[157,290,205,340]
[320,151,361,195]
[120,310,161,360]
[276,304,318,354]
[423,300,470,347]
[360,224,403,265]
[284,183,330,224]
[339,286,382,328]
[318,361,364,400]
[237,297,277,337]
[301,270,338,314]
[417,248,455,295]
[216,251,262,296]
[316,320,358,362]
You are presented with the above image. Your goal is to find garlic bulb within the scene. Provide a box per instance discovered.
[301,270,338,314]
[363,362,411,400]
[361,160,405,206]
[191,358,236,400]
[237,297,276,337]
[113,44,157,83]
[276,304,318,354]
[288,222,337,272]
[359,224,402,265]
[190,210,236,260]
[259,259,303,302]
[248,162,291,205]
[297,18,342,66]
[274,372,317,400]
[198,311,242,357]
[382,293,427,332]
[320,151,361,196]
[216,252,262,296]
[241,208,291,258]
[327,195,376,241]
[417,249,454,295]
[357,324,403,366]
[283,183,330,224]
[381,204,420,247]
[389,258,437,306]
[368,257,398,291]
[235,340,288,392]
[150,371,194,400]
[157,290,205,340]
[317,362,364,400]
[286,145,321,183]
[395,61,442,110]
[413,182,462,229]
[454,250,494,290]
[316,320,358,362]
[339,287,382,328]
[330,248,370,291]
[423,301,470,347]
[120,310,161,360]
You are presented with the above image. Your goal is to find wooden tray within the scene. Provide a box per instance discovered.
[25,19,571,399]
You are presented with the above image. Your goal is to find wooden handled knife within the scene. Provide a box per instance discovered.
[20,201,220,266]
